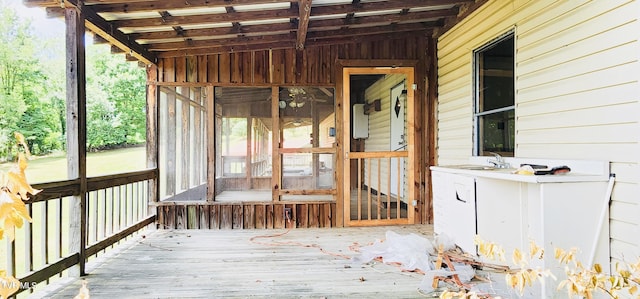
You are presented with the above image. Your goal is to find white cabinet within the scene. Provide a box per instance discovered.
[432,159,611,298]
[432,172,477,254]
[474,177,610,298]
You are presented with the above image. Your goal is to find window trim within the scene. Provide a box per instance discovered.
[472,30,515,157]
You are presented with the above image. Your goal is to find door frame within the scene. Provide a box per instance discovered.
[336,61,417,227]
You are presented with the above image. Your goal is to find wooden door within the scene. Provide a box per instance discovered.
[342,67,416,226]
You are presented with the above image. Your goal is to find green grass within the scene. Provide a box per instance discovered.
[0,146,148,284]
[0,146,147,184]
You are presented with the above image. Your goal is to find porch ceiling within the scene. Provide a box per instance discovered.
[24,0,485,64]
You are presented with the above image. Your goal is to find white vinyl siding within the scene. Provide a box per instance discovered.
[362,74,405,195]
[437,0,640,265]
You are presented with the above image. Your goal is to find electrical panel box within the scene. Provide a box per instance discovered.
[352,104,368,139]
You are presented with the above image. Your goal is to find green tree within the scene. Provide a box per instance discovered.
[0,4,58,159]
[86,88,127,151]
[0,2,146,157]
[85,43,146,149]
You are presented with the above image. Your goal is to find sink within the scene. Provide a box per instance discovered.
[443,164,496,170]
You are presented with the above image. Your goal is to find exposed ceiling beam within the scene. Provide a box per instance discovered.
[309,9,456,27]
[88,0,297,13]
[143,21,436,52]
[156,29,428,58]
[296,0,311,50]
[22,0,481,60]
[305,30,431,48]
[311,0,470,15]
[130,22,297,41]
[306,22,440,41]
[113,7,298,29]
[45,1,157,64]
[131,7,454,45]
[147,33,296,51]
[157,40,297,58]
[22,0,61,8]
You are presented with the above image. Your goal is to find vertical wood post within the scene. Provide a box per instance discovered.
[206,86,215,201]
[335,64,345,227]
[65,6,87,276]
[246,117,252,189]
[166,87,176,197]
[271,87,281,201]
[425,37,438,224]
[146,64,159,214]
[181,87,190,191]
[311,103,319,189]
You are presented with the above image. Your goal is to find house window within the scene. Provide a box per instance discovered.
[474,32,515,157]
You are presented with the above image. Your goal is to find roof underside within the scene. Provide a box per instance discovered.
[24,0,484,64]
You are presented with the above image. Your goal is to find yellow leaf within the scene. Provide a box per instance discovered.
[0,191,33,241]
[513,248,524,266]
[517,272,526,295]
[439,290,453,299]
[73,280,90,299]
[593,264,602,274]
[529,240,543,259]
[14,132,31,158]
[6,158,41,200]
[555,248,563,259]
[0,271,19,299]
[505,273,516,288]
[628,284,637,295]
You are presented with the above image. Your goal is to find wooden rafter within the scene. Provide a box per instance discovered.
[146,22,435,53]
[43,1,157,64]
[23,0,480,63]
[146,32,297,51]
[296,0,311,50]
[112,7,299,29]
[87,0,298,13]
[131,23,297,41]
[155,30,426,58]
[136,10,451,50]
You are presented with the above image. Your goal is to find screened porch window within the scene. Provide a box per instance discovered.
[474,32,515,157]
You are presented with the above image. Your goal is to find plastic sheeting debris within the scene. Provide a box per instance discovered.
[352,231,436,273]
[351,231,479,295]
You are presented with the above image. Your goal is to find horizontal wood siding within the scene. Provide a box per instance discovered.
[156,202,336,229]
[437,0,640,263]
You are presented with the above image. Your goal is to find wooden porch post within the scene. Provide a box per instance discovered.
[146,64,159,214]
[246,117,253,189]
[65,7,87,277]
[206,86,215,201]
[334,64,344,227]
[271,87,281,201]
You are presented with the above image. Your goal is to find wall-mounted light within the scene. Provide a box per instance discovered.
[399,90,408,102]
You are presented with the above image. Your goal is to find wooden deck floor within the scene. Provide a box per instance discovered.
[40,225,436,298]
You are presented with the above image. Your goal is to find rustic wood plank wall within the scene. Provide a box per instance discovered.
[157,36,427,86]
[156,202,336,229]
[155,35,435,227]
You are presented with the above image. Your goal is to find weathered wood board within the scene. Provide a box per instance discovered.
[42,225,435,298]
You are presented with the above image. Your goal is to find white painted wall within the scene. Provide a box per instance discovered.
[437,0,640,265]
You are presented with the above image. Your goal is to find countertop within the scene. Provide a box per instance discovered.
[430,165,609,183]
[430,157,610,183]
